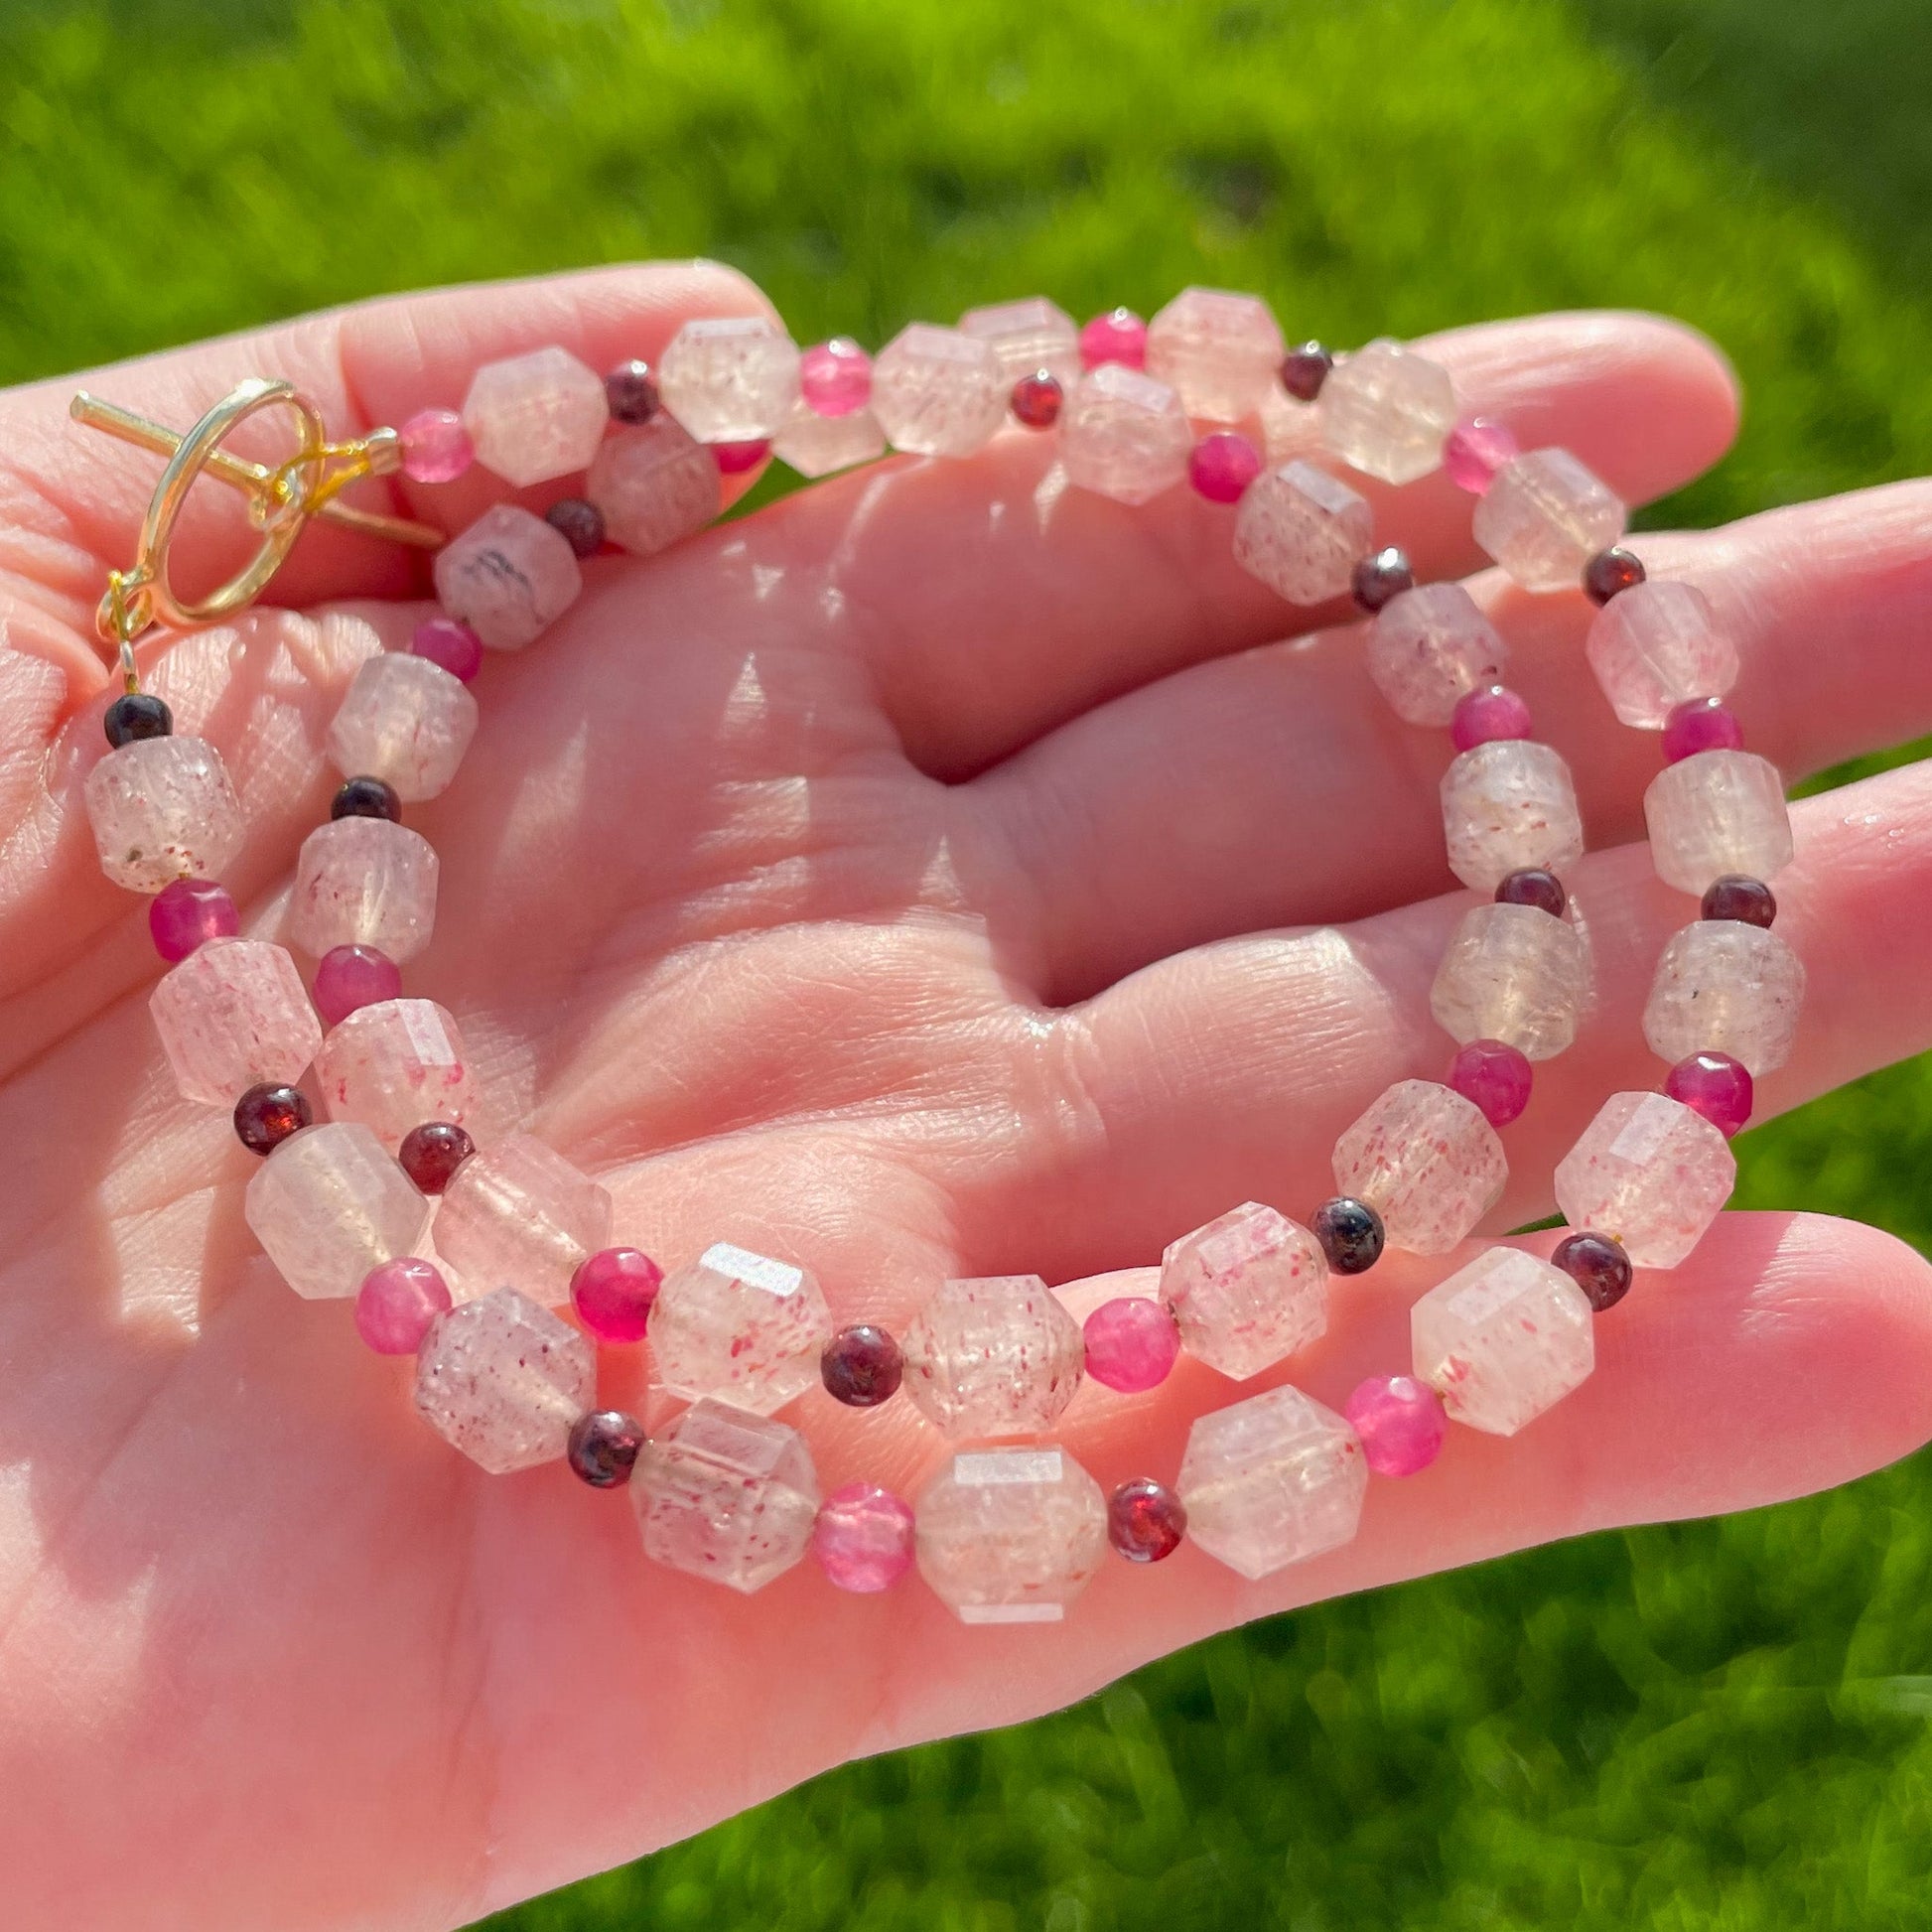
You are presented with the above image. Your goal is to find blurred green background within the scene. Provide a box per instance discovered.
[9,0,1932,1924]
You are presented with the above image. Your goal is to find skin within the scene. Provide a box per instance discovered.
[0,261,1929,1929]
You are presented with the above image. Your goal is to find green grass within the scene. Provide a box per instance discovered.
[7,0,1932,1923]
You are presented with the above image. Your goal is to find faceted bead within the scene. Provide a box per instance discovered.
[819,1323,904,1407]
[331,775,400,823]
[433,1133,613,1308]
[244,1120,432,1301]
[1644,751,1794,895]
[1553,1091,1736,1268]
[1451,684,1534,751]
[1082,1296,1181,1394]
[871,323,1008,458]
[1278,342,1334,402]
[415,1287,594,1474]
[770,403,887,478]
[397,408,473,483]
[354,1256,452,1354]
[1430,900,1588,1060]
[1108,1477,1186,1563]
[1586,580,1738,730]
[1188,430,1264,502]
[150,938,322,1108]
[1318,339,1458,484]
[1444,416,1519,493]
[1145,287,1286,422]
[1332,1078,1507,1256]
[568,1410,646,1488]
[1411,1247,1594,1435]
[960,297,1082,385]
[586,418,720,556]
[1441,739,1585,892]
[289,817,438,966]
[657,316,801,442]
[1584,545,1647,606]
[1663,698,1744,762]
[914,1447,1107,1623]
[1473,449,1626,593]
[461,345,609,487]
[1665,1050,1755,1138]
[232,1081,311,1156]
[397,1120,474,1195]
[1311,1196,1385,1274]
[799,338,872,416]
[901,1275,1084,1439]
[149,878,238,961]
[1079,308,1148,370]
[604,359,659,424]
[1176,1384,1366,1580]
[1059,364,1193,504]
[570,1247,663,1344]
[410,617,483,684]
[1351,546,1416,614]
[1496,867,1567,917]
[631,1398,820,1592]
[1702,874,1776,927]
[313,943,402,1027]
[1159,1201,1329,1380]
[1643,919,1805,1074]
[647,1241,835,1416]
[1233,460,1374,604]
[1551,1230,1633,1311]
[314,998,476,1148]
[329,652,479,806]
[545,496,605,557]
[712,438,769,475]
[432,503,583,651]
[814,1482,915,1592]
[1367,583,1508,726]
[1448,1039,1534,1128]
[86,735,243,894]
[1009,371,1063,429]
[1343,1375,1447,1476]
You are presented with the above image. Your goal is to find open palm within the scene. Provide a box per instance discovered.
[3,263,1931,1931]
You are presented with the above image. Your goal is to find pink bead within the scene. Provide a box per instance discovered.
[1082,1297,1181,1394]
[1662,697,1744,762]
[354,1257,453,1354]
[1443,416,1519,494]
[410,617,484,684]
[1343,1375,1448,1476]
[1448,1038,1534,1128]
[1664,1050,1754,1137]
[799,339,872,417]
[713,438,770,475]
[570,1246,663,1344]
[813,1481,915,1592]
[1079,308,1148,370]
[314,943,402,1027]
[1450,684,1534,751]
[149,878,238,961]
[1187,431,1264,504]
[397,409,475,484]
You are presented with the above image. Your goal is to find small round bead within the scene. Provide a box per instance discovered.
[1443,416,1519,494]
[1552,1231,1632,1311]
[103,692,173,749]
[567,1410,646,1488]
[1351,545,1416,615]
[1448,1038,1533,1128]
[1011,369,1064,429]
[232,1081,312,1156]
[355,1256,453,1353]
[314,942,402,1026]
[1311,1196,1385,1275]
[1584,546,1647,606]
[1082,1297,1181,1394]
[570,1246,663,1344]
[1278,341,1334,402]
[397,1120,474,1194]
[331,775,401,823]
[799,338,873,417]
[713,438,770,475]
[1701,874,1777,927]
[149,877,239,961]
[410,616,484,683]
[605,359,659,424]
[396,408,474,484]
[1665,1049,1754,1138]
[544,496,605,557]
[1343,1375,1448,1477]
[820,1324,904,1408]
[1079,308,1148,370]
[1187,430,1264,504]
[1450,684,1534,751]
[1108,1477,1186,1563]
[1495,867,1567,918]
[1662,697,1744,762]
[814,1481,916,1591]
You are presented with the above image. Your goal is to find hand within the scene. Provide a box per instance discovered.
[1,264,1928,1931]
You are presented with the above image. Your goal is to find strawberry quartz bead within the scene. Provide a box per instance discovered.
[1188,431,1264,503]
[1663,697,1744,762]
[149,878,238,961]
[1082,1297,1181,1393]
[354,1257,453,1353]
[814,1482,915,1592]
[1449,1038,1533,1128]
[1343,1375,1447,1476]
[570,1246,663,1344]
[1666,1050,1754,1137]
[1011,371,1063,429]
[1108,1477,1186,1563]
[713,439,770,475]
[1079,308,1148,370]
[410,616,484,684]
[799,339,872,417]
[397,408,474,484]
[313,943,402,1027]
[1443,417,1519,494]
[1450,684,1533,751]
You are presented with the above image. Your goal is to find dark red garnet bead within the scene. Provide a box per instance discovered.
[821,1324,903,1407]
[1701,875,1776,927]
[545,496,605,557]
[1011,370,1063,429]
[397,1121,475,1194]
[1495,868,1567,918]
[233,1082,312,1157]
[1552,1231,1633,1311]
[1351,546,1416,614]
[1278,342,1333,402]
[568,1411,646,1488]
[605,359,659,424]
[1583,546,1646,606]
[332,775,401,823]
[1108,1477,1186,1562]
